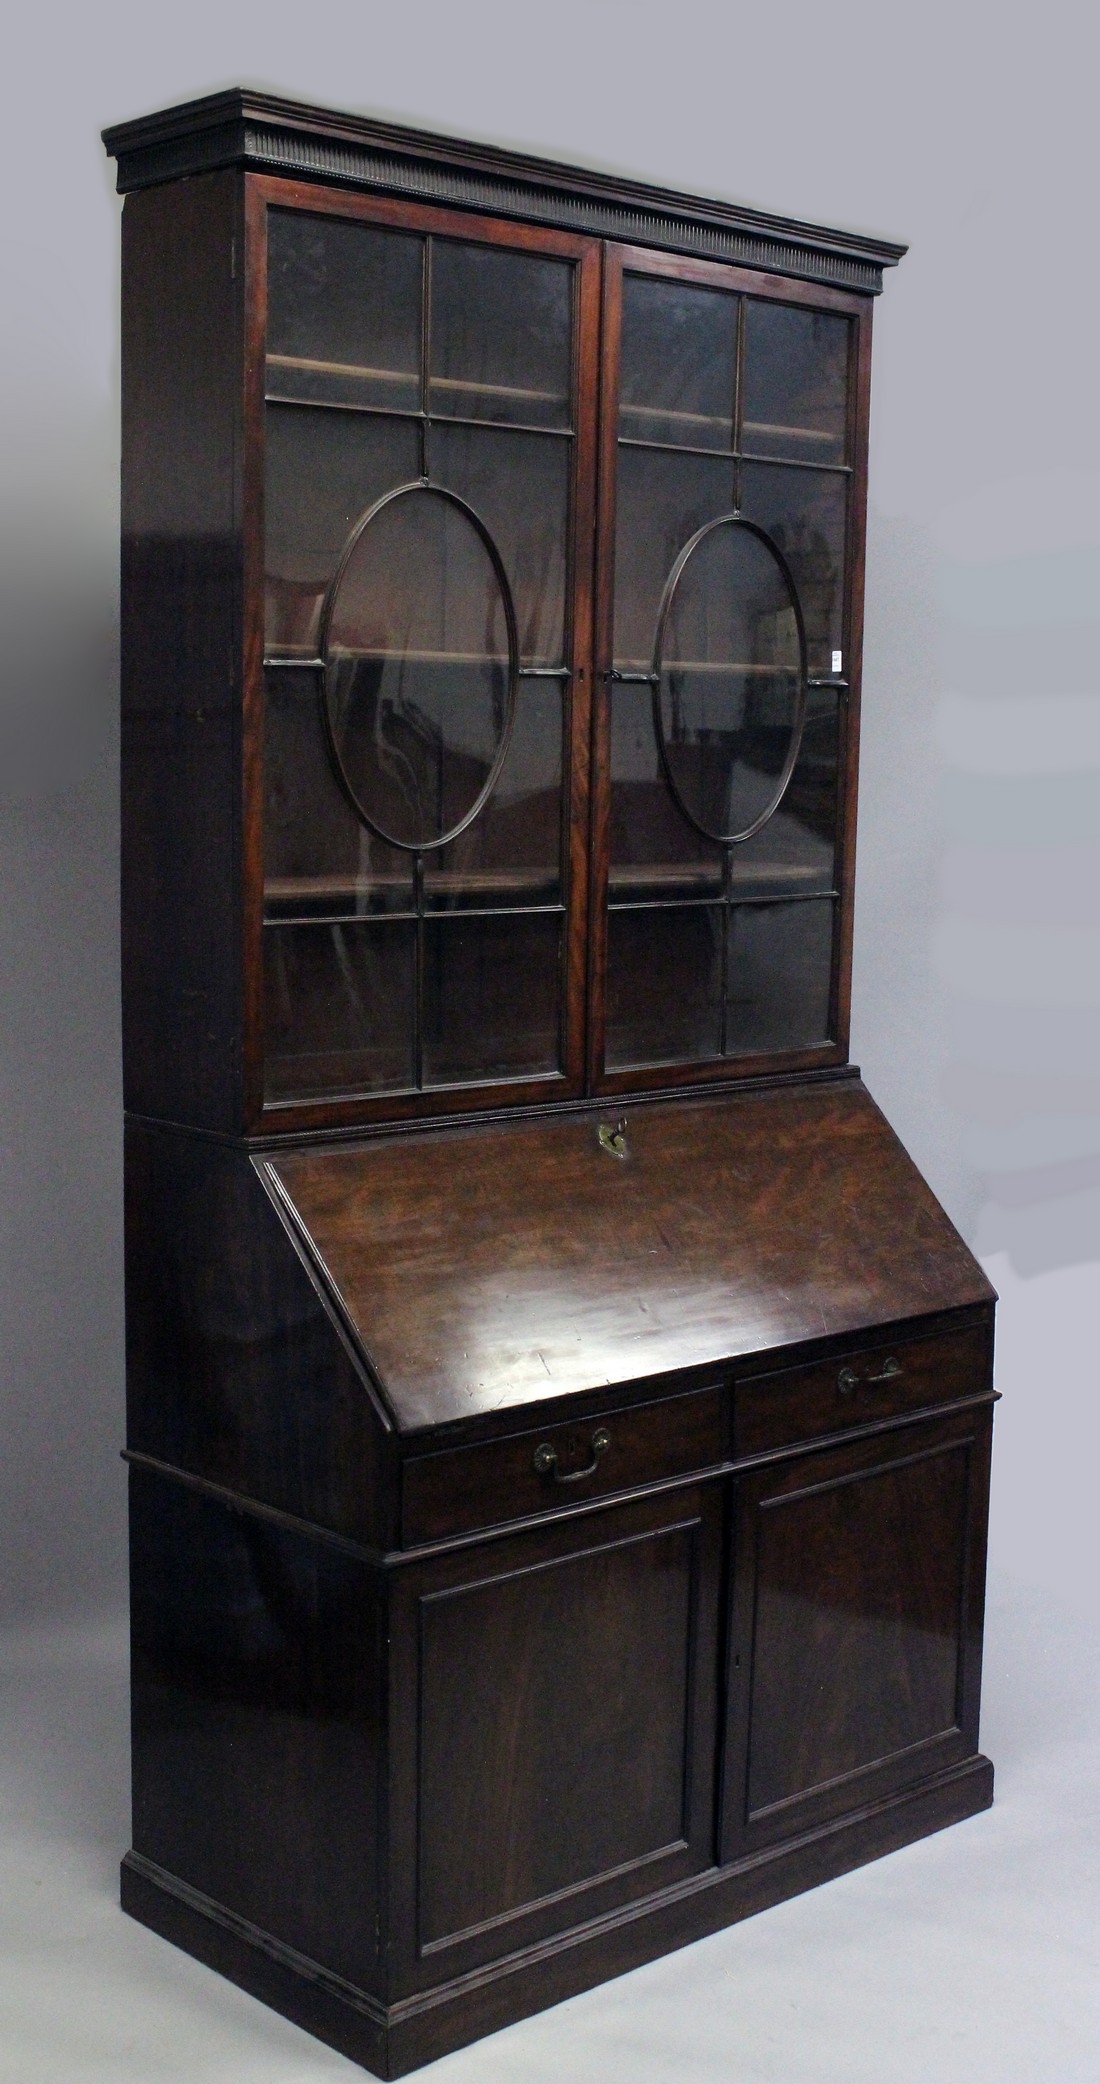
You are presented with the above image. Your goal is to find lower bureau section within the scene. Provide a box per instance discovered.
[126,1392,994,2077]
[122,1754,994,2080]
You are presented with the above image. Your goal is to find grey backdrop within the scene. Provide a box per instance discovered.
[2,0,1097,1637]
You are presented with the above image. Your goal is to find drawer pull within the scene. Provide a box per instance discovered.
[533,1427,611,1483]
[838,1357,903,1395]
[598,1118,629,1159]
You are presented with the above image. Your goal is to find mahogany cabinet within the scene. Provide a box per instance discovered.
[105,90,996,2078]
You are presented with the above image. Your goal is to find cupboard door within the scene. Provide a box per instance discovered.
[722,1407,992,1860]
[594,247,868,1091]
[257,192,599,1119]
[387,1484,722,1993]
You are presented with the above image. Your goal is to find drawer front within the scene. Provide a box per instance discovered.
[733,1322,992,1460]
[403,1386,725,1546]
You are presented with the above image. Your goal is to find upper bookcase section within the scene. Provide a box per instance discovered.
[103,88,906,296]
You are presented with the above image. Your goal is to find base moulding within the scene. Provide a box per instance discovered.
[121,1752,994,2079]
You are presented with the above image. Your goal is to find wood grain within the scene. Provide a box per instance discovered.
[267,1079,995,1433]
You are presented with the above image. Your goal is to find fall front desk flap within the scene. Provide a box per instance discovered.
[262,1079,994,1435]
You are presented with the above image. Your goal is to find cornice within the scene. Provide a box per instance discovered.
[103,89,906,294]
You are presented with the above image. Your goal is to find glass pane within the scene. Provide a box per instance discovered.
[432,424,569,665]
[657,521,802,842]
[325,489,510,850]
[422,914,562,1083]
[267,210,422,411]
[729,689,839,899]
[741,301,850,464]
[430,243,572,429]
[263,668,413,920]
[425,682,563,910]
[619,274,737,451]
[264,920,415,1100]
[614,449,734,668]
[725,898,834,1054]
[265,408,420,656]
[609,683,723,904]
[739,464,847,676]
[605,906,723,1068]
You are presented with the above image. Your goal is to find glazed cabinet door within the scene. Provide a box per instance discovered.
[249,177,601,1129]
[387,1483,722,1995]
[721,1406,992,1860]
[591,244,872,1092]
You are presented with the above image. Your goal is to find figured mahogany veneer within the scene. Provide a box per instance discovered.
[106,89,993,2082]
[264,1080,993,1432]
[734,1318,994,1459]
[121,1077,996,2078]
[402,1384,725,1545]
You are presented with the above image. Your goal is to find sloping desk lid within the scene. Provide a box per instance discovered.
[263,1080,994,1435]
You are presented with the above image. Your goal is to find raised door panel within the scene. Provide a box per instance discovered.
[722,1406,992,1860]
[387,1485,722,1993]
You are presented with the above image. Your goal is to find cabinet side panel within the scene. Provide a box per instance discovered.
[120,174,245,1129]
[128,1467,385,1996]
[124,1124,396,1549]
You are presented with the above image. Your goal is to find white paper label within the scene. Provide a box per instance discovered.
[831,650,843,674]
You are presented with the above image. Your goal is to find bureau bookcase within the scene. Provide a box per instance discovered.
[105,91,996,2078]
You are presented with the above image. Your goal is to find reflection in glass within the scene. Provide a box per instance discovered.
[264,920,416,1099]
[739,464,847,675]
[324,488,513,851]
[422,914,562,1083]
[266,211,422,412]
[657,520,803,842]
[619,275,737,451]
[729,690,839,898]
[741,301,850,464]
[432,425,569,664]
[613,449,734,666]
[264,669,414,919]
[430,243,572,429]
[265,408,420,656]
[605,907,724,1067]
[609,685,724,903]
[725,898,834,1054]
[425,684,563,909]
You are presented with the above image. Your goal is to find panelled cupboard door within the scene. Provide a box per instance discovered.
[590,243,872,1094]
[386,1485,722,1995]
[249,176,601,1127]
[721,1406,993,1861]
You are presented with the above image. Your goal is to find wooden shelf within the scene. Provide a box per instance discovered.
[619,400,840,449]
[265,868,562,914]
[614,658,796,678]
[326,646,510,668]
[607,861,827,897]
[266,352,566,410]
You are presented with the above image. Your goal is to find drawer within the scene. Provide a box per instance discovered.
[733,1322,993,1460]
[402,1385,725,1546]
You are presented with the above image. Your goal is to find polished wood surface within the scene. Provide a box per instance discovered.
[109,97,995,2084]
[118,149,883,1142]
[388,1486,722,1990]
[103,90,907,298]
[722,1405,992,1859]
[120,173,246,1128]
[733,1318,993,1458]
[402,1383,724,1542]
[125,1122,397,1549]
[128,1465,387,1995]
[267,1080,995,1432]
[122,1752,993,2079]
